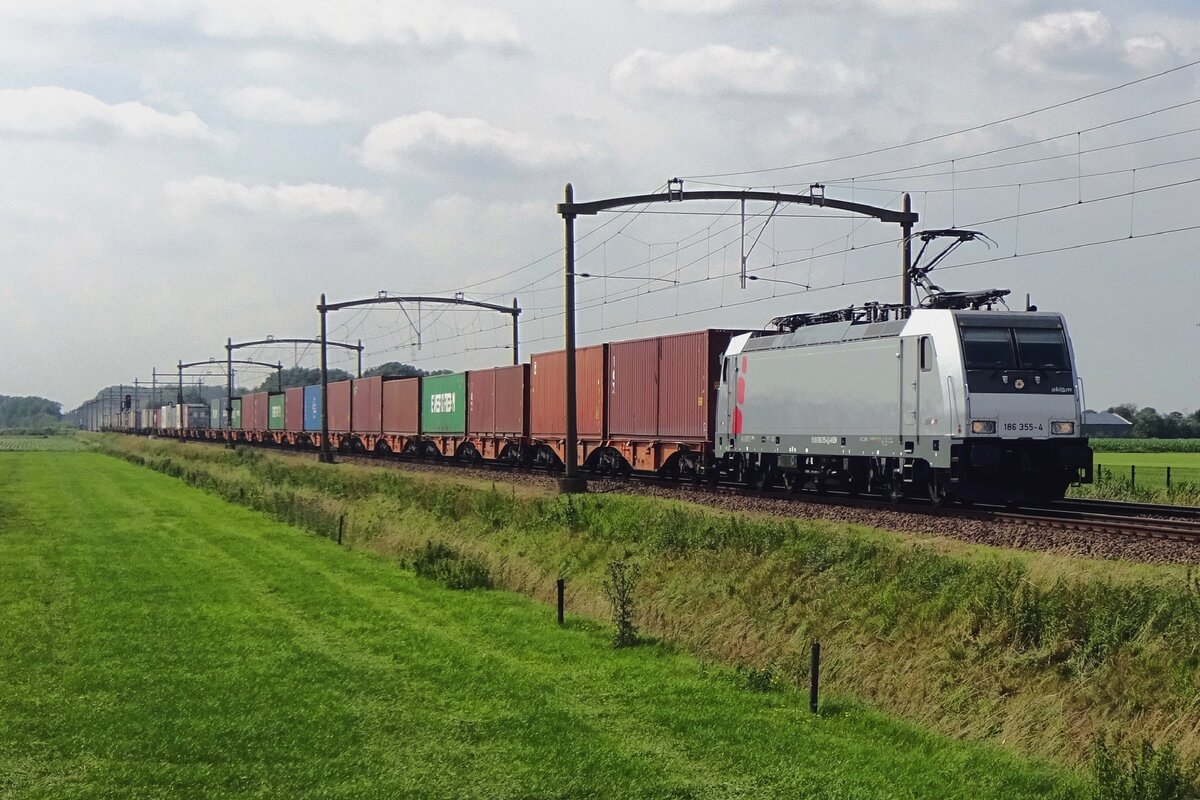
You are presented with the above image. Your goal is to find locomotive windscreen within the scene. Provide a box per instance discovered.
[957,322,1074,394]
[1013,328,1070,371]
[961,327,1016,370]
[961,326,1070,371]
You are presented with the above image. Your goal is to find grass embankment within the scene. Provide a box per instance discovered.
[96,437,1200,775]
[0,451,1081,799]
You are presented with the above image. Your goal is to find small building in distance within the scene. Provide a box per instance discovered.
[1082,410,1134,438]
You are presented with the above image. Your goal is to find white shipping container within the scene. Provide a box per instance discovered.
[185,404,209,429]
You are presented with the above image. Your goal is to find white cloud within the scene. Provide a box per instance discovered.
[239,48,297,73]
[786,111,852,145]
[868,0,971,15]
[0,1,521,50]
[637,0,971,16]
[1122,34,1175,71]
[997,11,1179,76]
[359,111,594,173]
[224,86,349,125]
[166,176,385,217]
[636,0,746,12]
[611,45,870,98]
[0,86,214,141]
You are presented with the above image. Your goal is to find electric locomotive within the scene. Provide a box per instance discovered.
[714,293,1093,503]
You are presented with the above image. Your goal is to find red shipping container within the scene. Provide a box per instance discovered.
[382,377,420,434]
[529,344,606,438]
[658,330,743,441]
[328,380,352,432]
[468,365,528,437]
[494,364,528,436]
[244,391,270,430]
[467,368,495,435]
[607,337,659,438]
[352,376,383,435]
[285,387,304,431]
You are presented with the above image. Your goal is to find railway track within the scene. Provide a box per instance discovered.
[992,504,1200,542]
[140,434,1200,547]
[649,478,1200,544]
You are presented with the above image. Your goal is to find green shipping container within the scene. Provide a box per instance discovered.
[268,393,285,431]
[421,373,466,435]
[232,398,242,430]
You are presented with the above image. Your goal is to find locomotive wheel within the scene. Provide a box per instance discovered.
[752,468,775,491]
[928,478,949,507]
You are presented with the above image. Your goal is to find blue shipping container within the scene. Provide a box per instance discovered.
[303,384,323,431]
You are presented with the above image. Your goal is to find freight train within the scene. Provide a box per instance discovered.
[118,300,1093,505]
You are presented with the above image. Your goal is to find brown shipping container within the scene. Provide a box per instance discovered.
[529,344,606,439]
[352,376,383,435]
[328,380,352,432]
[466,369,495,435]
[607,337,659,438]
[239,393,254,430]
[493,364,528,436]
[244,391,270,431]
[468,365,528,437]
[285,387,304,431]
[658,329,743,441]
[382,377,420,434]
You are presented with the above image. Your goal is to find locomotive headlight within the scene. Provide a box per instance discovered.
[1051,421,1075,435]
[971,420,997,435]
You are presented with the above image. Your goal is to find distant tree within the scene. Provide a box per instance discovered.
[427,369,454,376]
[362,361,426,379]
[250,366,351,392]
[0,395,62,428]
[1133,407,1166,438]
[1105,403,1139,423]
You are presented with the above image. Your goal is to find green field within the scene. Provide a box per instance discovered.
[0,434,84,452]
[0,451,1082,799]
[1092,452,1200,488]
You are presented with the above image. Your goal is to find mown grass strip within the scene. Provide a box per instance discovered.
[0,451,1081,799]
[90,436,1200,775]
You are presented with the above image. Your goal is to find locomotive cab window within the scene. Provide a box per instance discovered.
[961,327,1017,370]
[1014,328,1070,371]
[919,337,932,371]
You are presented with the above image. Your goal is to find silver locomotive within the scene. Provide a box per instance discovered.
[715,297,1093,503]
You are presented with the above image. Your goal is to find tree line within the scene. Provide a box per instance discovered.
[0,395,63,428]
[248,362,449,392]
[1100,404,1200,438]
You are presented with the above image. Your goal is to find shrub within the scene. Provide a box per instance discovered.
[1090,737,1192,800]
[737,665,775,692]
[602,560,640,648]
[411,541,493,590]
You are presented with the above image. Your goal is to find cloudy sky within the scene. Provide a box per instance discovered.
[2,1,1198,413]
